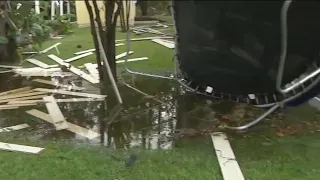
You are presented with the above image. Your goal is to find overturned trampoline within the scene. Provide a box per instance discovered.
[124,0,320,130]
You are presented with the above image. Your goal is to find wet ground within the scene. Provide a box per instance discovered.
[0,71,319,150]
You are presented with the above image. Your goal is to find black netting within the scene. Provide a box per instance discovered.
[173,1,320,95]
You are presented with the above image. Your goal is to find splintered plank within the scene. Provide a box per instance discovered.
[65,52,94,63]
[115,51,134,60]
[0,103,37,109]
[0,124,29,133]
[211,132,245,180]
[0,91,48,101]
[40,42,61,53]
[84,63,100,80]
[116,57,149,64]
[48,54,99,84]
[33,88,106,99]
[115,36,174,42]
[8,97,105,104]
[0,142,44,154]
[26,59,58,68]
[0,87,32,97]
[43,96,69,130]
[32,78,84,91]
[0,95,47,104]
[26,109,100,139]
[151,39,175,49]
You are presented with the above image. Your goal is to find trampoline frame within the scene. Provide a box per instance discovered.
[123,0,320,131]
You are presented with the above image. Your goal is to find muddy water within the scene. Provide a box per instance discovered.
[0,72,319,149]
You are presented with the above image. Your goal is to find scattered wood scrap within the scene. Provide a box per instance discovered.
[0,103,37,109]
[116,57,149,64]
[65,52,94,63]
[26,59,58,69]
[151,39,175,49]
[39,42,61,54]
[48,54,99,84]
[0,94,47,104]
[32,78,84,91]
[0,142,44,154]
[211,132,245,180]
[116,51,134,60]
[14,67,72,77]
[73,43,124,55]
[115,36,174,42]
[8,97,105,104]
[0,124,29,133]
[33,88,106,99]
[0,87,32,97]
[43,96,69,130]
[84,63,99,80]
[0,91,48,101]
[26,109,100,139]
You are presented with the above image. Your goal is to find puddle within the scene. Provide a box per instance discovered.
[0,72,319,149]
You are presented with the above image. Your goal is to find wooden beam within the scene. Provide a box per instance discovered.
[0,124,29,133]
[0,87,32,97]
[65,52,94,63]
[116,51,134,60]
[0,95,48,104]
[26,59,58,69]
[211,132,245,180]
[0,91,48,101]
[151,39,175,49]
[43,96,69,130]
[32,79,84,91]
[33,88,106,99]
[26,109,100,139]
[8,98,105,104]
[0,142,44,154]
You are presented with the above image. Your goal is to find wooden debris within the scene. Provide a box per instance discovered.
[116,36,174,42]
[48,54,99,84]
[152,39,175,49]
[65,52,94,63]
[40,42,61,54]
[32,78,84,91]
[0,95,48,104]
[14,67,70,77]
[116,51,134,60]
[116,57,149,64]
[0,87,32,97]
[8,98,105,104]
[0,103,37,109]
[0,142,44,154]
[0,124,29,133]
[211,132,245,180]
[26,109,100,139]
[0,65,22,69]
[0,91,48,101]
[33,88,106,99]
[73,43,124,55]
[43,96,69,130]
[26,59,58,69]
[84,63,99,80]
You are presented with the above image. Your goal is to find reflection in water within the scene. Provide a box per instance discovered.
[0,74,317,150]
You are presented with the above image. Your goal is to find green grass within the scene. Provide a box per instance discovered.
[4,23,320,179]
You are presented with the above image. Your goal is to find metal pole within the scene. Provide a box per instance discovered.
[94,25,123,104]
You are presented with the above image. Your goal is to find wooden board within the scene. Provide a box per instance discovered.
[8,98,105,104]
[34,88,106,99]
[26,59,58,69]
[151,39,175,49]
[0,103,37,109]
[32,78,84,91]
[0,87,32,97]
[40,42,61,53]
[211,132,245,180]
[65,52,94,63]
[116,36,174,42]
[0,91,48,101]
[26,109,100,139]
[0,124,29,133]
[116,57,149,64]
[0,142,44,154]
[115,51,134,60]
[48,54,99,84]
[0,95,48,104]
[14,67,65,77]
[84,63,99,80]
[43,96,69,130]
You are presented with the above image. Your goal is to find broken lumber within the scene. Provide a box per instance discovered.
[73,43,124,55]
[33,88,106,99]
[8,98,105,104]
[0,91,48,101]
[0,124,29,133]
[0,87,32,97]
[152,39,175,49]
[116,57,149,64]
[0,95,48,104]
[26,109,100,139]
[43,96,69,130]
[84,63,99,80]
[13,67,71,77]
[32,78,84,91]
[64,52,94,63]
[0,142,44,154]
[116,36,174,42]
[48,54,99,84]
[116,51,134,60]
[40,42,61,54]
[0,103,37,109]
[26,59,58,69]
[211,132,245,180]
